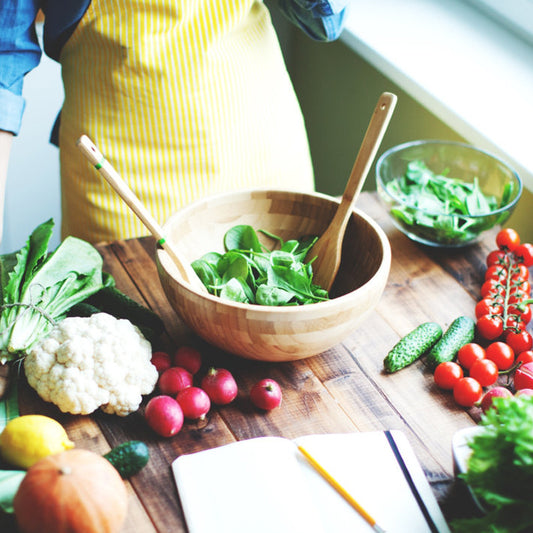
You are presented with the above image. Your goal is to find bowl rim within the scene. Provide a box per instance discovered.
[375,139,523,219]
[157,189,392,313]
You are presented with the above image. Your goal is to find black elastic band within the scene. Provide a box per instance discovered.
[384,430,440,533]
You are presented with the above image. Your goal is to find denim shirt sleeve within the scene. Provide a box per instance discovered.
[0,0,42,135]
[277,0,350,42]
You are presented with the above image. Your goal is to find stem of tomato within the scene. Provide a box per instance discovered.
[502,251,532,331]
[501,250,513,329]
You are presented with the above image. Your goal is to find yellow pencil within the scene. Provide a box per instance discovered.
[297,444,386,533]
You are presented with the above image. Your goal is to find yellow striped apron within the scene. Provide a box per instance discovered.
[58,0,314,243]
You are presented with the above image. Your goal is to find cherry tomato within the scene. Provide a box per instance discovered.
[511,263,529,281]
[475,299,503,319]
[514,243,533,267]
[514,362,533,391]
[516,350,533,366]
[469,358,499,387]
[505,330,533,355]
[457,343,486,370]
[486,249,508,267]
[508,303,532,326]
[453,377,483,407]
[508,290,528,305]
[476,314,504,340]
[485,341,515,370]
[484,265,508,282]
[511,279,531,294]
[505,316,527,332]
[496,228,520,252]
[434,362,464,390]
[480,279,505,299]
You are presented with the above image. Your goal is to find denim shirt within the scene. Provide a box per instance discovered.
[0,0,349,136]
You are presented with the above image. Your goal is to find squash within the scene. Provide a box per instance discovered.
[13,449,128,533]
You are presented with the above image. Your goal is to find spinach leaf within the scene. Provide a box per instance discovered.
[256,285,295,306]
[191,259,222,294]
[385,160,510,245]
[224,225,263,253]
[194,225,328,306]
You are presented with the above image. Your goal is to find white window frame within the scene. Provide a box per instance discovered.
[340,0,533,191]
[462,0,533,45]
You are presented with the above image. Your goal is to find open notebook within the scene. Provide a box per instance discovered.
[172,430,451,533]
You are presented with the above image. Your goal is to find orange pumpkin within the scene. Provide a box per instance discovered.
[13,448,128,533]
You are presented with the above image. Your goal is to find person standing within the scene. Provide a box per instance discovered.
[0,1,349,243]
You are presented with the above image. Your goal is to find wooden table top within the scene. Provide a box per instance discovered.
[3,191,520,532]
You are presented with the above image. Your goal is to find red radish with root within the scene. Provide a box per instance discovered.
[173,346,203,375]
[151,351,172,373]
[177,387,211,420]
[480,386,513,413]
[158,367,193,396]
[516,388,533,397]
[514,362,533,391]
[145,395,184,437]
[250,379,282,411]
[201,368,238,405]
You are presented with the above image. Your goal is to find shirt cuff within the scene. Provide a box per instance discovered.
[0,88,25,135]
[278,0,349,41]
[290,0,349,16]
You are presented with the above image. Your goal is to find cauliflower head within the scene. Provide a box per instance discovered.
[24,313,158,416]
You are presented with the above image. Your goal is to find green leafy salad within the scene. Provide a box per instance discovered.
[0,219,104,362]
[384,160,514,245]
[452,395,533,533]
[191,225,329,306]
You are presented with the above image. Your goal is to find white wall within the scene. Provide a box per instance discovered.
[1,24,63,255]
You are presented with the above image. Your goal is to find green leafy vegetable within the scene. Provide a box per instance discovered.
[452,395,533,533]
[0,370,19,432]
[0,219,104,362]
[0,469,25,514]
[192,224,328,306]
[384,160,514,245]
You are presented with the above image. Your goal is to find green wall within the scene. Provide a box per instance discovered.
[282,27,533,242]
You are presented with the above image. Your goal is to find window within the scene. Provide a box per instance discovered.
[463,0,533,45]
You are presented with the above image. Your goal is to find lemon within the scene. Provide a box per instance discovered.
[0,415,74,469]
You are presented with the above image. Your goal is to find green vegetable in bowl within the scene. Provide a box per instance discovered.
[385,160,514,244]
[452,395,533,533]
[0,219,104,362]
[191,225,329,306]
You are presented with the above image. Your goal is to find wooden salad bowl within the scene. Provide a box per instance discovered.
[156,189,391,362]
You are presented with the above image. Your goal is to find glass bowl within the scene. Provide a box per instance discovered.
[376,140,523,247]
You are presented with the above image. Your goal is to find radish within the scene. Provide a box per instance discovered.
[516,388,533,397]
[480,386,513,413]
[514,362,533,391]
[173,346,202,375]
[250,378,282,411]
[201,368,238,405]
[177,387,211,420]
[145,395,184,437]
[151,351,172,374]
[158,367,193,396]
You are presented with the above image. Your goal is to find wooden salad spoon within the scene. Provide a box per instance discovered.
[76,135,206,293]
[308,92,397,292]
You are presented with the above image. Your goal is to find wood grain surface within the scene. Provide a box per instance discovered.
[2,191,524,532]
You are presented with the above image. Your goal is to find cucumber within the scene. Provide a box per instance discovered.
[86,286,164,342]
[67,302,102,318]
[104,440,150,479]
[384,322,443,373]
[426,316,475,370]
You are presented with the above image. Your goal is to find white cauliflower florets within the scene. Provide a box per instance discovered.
[24,313,158,416]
